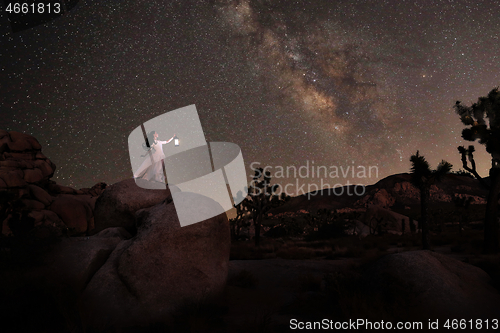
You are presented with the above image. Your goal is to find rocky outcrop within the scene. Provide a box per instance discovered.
[391,181,420,203]
[363,251,500,319]
[0,131,54,189]
[453,192,487,204]
[1,180,231,331]
[358,182,454,209]
[80,192,231,329]
[0,131,231,330]
[0,130,107,237]
[391,181,466,205]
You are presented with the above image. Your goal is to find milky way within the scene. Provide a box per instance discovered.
[216,0,397,160]
[1,0,499,193]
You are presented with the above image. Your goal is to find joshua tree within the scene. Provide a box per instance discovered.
[229,202,247,241]
[410,151,452,250]
[455,87,500,252]
[240,168,286,246]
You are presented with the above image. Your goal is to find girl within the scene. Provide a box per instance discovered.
[133,131,175,182]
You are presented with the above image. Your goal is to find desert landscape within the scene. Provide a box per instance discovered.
[0,130,499,332]
[3,0,500,331]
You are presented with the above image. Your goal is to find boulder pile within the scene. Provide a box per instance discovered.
[0,130,106,237]
[0,178,231,330]
[0,130,232,330]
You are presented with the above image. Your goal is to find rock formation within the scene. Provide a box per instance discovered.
[81,191,230,329]
[1,175,231,330]
[0,127,230,329]
[91,178,172,234]
[362,250,500,319]
[0,130,106,237]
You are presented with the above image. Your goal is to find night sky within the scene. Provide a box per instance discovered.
[1,0,499,194]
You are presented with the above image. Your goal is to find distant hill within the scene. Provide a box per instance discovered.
[270,173,488,215]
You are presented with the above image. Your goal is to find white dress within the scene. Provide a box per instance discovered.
[134,140,168,182]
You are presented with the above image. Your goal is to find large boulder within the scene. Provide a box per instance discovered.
[92,178,172,234]
[362,251,500,319]
[30,229,129,292]
[49,196,93,235]
[28,209,65,228]
[58,193,98,211]
[0,228,130,331]
[80,192,231,329]
[28,184,54,206]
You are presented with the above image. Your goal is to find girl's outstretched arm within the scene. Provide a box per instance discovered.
[166,134,176,144]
